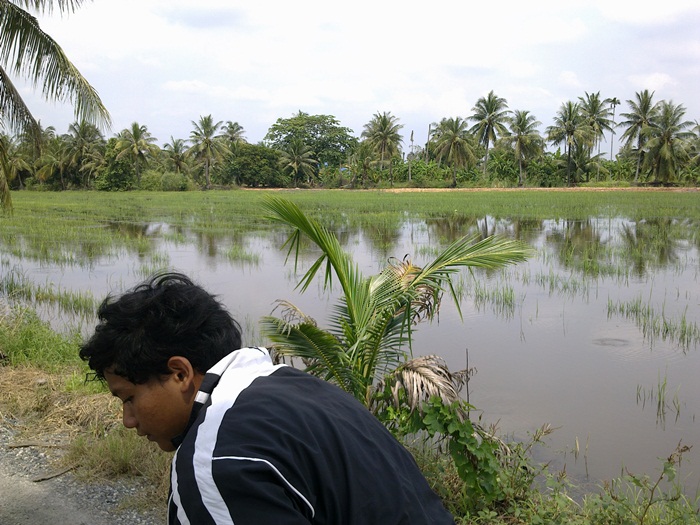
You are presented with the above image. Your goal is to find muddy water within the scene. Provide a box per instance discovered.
[5,214,700,494]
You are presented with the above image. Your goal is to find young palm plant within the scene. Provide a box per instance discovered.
[259,196,532,415]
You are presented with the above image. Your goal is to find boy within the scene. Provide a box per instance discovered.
[80,272,455,524]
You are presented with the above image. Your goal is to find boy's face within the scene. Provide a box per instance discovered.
[104,369,194,452]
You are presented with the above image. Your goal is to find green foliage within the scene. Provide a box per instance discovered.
[139,169,190,191]
[264,111,357,168]
[218,142,286,187]
[68,425,170,478]
[0,305,81,370]
[115,122,159,185]
[486,149,519,185]
[416,398,503,510]
[94,138,135,191]
[582,444,699,525]
[392,159,454,187]
[528,152,566,187]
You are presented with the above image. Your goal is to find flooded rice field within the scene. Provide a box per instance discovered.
[2,190,699,493]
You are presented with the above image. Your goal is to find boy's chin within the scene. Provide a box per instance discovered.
[153,438,177,452]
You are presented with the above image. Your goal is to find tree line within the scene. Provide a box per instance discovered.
[2,89,699,196]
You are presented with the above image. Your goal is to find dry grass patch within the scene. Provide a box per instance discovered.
[0,367,120,438]
[0,366,171,510]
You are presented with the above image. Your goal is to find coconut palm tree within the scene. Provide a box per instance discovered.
[690,121,700,169]
[222,121,246,145]
[361,111,403,184]
[259,197,531,411]
[163,137,190,175]
[188,115,228,189]
[66,120,104,186]
[0,0,110,208]
[278,138,317,186]
[432,117,478,187]
[115,122,159,186]
[578,91,612,181]
[469,90,510,176]
[36,134,71,189]
[642,100,694,184]
[619,90,659,182]
[546,101,591,185]
[506,110,543,186]
[347,140,375,188]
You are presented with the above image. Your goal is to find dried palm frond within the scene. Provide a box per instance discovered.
[374,355,467,415]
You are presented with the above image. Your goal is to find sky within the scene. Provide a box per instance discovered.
[19,0,700,152]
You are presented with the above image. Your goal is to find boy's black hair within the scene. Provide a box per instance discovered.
[80,272,242,384]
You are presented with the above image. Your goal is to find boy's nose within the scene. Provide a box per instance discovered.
[122,406,137,429]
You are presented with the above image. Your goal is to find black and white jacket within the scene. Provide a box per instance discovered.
[168,347,455,524]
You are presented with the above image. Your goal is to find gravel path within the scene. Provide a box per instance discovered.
[0,423,163,525]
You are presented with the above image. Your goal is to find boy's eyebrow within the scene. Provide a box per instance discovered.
[108,385,124,398]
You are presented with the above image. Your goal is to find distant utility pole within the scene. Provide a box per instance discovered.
[424,124,431,162]
[408,130,414,182]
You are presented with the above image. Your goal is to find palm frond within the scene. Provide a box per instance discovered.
[260,312,362,396]
[0,1,110,131]
[0,138,13,211]
[261,196,364,312]
[415,235,532,318]
[10,1,87,14]
[0,65,38,140]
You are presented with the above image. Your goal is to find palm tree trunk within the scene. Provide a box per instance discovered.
[0,161,11,211]
[634,137,642,183]
[483,141,490,176]
[610,107,616,161]
[518,157,524,187]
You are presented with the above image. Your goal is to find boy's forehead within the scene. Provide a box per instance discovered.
[104,369,134,394]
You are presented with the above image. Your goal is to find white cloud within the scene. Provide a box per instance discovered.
[559,71,583,88]
[627,73,677,92]
[593,0,699,25]
[506,61,539,79]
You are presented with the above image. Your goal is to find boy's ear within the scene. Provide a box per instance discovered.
[166,356,196,384]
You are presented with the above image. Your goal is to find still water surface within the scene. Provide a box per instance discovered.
[5,210,700,494]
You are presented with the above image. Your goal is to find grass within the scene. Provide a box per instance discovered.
[0,304,84,369]
[608,296,700,351]
[1,270,99,318]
